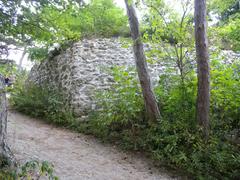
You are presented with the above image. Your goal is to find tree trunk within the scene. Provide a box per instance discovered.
[0,74,15,167]
[18,46,27,71]
[194,0,210,138]
[124,0,161,124]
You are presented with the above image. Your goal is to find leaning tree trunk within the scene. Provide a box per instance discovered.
[194,0,210,138]
[18,46,27,71]
[0,74,15,167]
[124,0,161,124]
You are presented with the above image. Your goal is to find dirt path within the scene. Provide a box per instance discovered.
[7,111,175,180]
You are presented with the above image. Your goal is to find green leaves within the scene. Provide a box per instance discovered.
[210,57,240,131]
[10,73,76,126]
[218,16,240,51]
[18,160,58,180]
[208,0,240,51]
[209,0,238,20]
[28,47,48,61]
[0,0,128,61]
[94,66,144,127]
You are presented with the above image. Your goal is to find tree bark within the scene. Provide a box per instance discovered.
[0,74,15,167]
[18,46,27,71]
[194,0,210,138]
[124,0,161,123]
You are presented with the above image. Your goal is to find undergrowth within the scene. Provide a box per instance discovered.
[77,66,240,179]
[10,64,240,179]
[10,73,75,127]
[0,160,58,180]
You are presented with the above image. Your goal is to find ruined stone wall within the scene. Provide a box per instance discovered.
[29,38,163,117]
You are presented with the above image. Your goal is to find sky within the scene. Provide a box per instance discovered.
[9,0,183,70]
[8,48,33,70]
[114,0,185,15]
[114,0,125,9]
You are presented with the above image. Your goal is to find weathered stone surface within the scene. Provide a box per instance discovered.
[28,38,164,117]
[27,42,240,145]
[28,38,240,119]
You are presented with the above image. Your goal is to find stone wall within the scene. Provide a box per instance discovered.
[29,38,163,117]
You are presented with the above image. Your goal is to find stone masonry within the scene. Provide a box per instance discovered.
[29,38,163,117]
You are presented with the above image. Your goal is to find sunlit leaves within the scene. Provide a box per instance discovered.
[0,0,128,61]
[96,66,144,126]
[219,17,240,51]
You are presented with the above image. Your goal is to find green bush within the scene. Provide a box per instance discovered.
[211,59,240,134]
[78,65,240,179]
[155,72,197,125]
[0,160,58,180]
[10,64,240,179]
[10,74,75,126]
[93,66,145,130]
[144,122,240,179]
